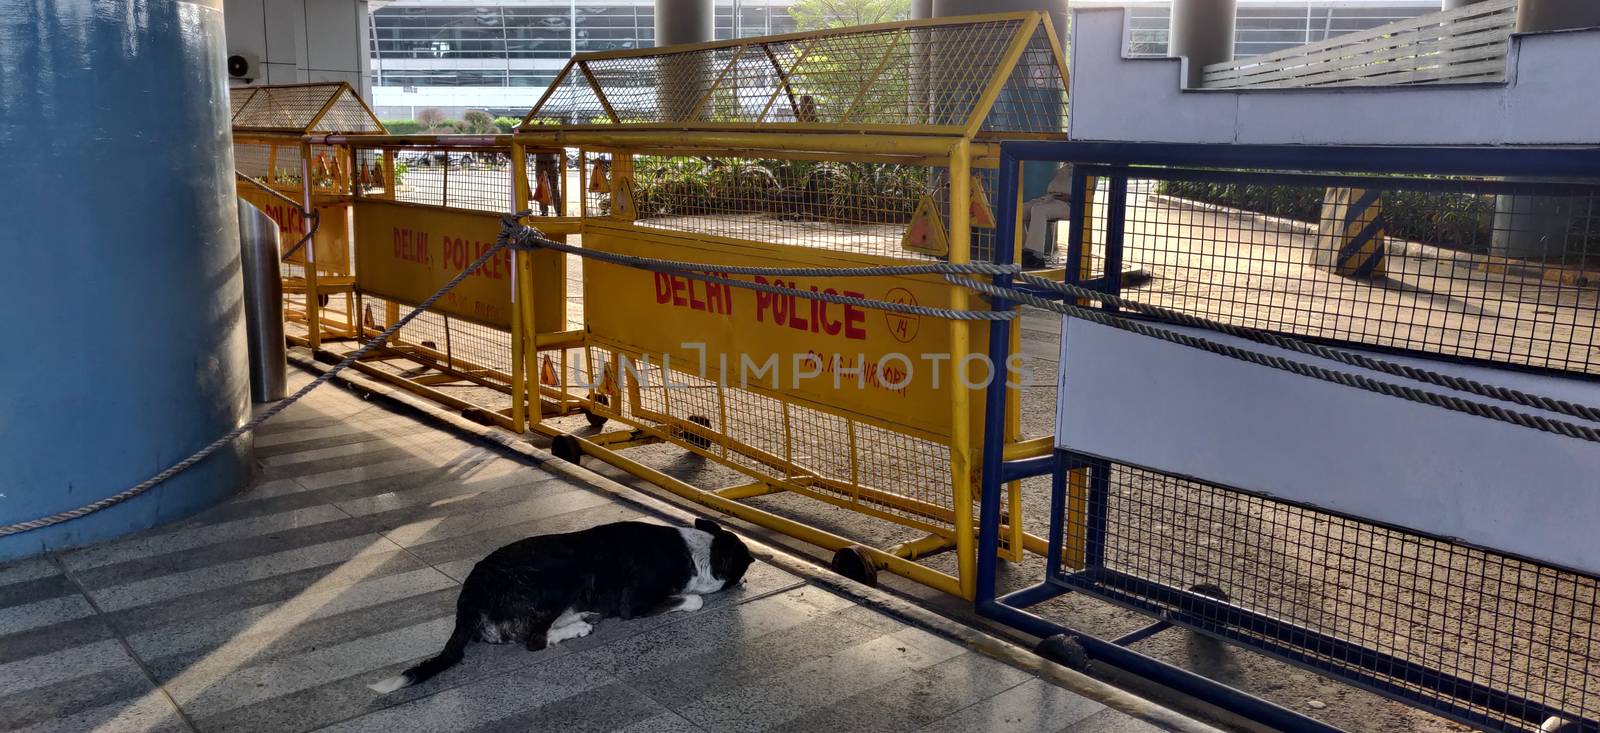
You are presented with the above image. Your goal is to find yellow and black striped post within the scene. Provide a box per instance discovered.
[1317,187,1387,278]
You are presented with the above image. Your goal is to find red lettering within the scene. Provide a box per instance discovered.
[654,273,672,304]
[843,291,867,340]
[754,277,772,321]
[819,288,842,335]
[687,278,706,311]
[705,274,725,314]
[670,275,687,307]
[773,280,789,324]
[788,288,808,331]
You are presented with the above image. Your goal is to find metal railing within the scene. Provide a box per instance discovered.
[1201,0,1517,89]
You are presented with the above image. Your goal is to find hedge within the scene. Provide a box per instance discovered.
[1155,179,1499,254]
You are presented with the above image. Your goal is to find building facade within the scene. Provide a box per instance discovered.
[366,0,1441,120]
[369,0,798,118]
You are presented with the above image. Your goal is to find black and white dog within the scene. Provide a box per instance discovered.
[369,518,754,694]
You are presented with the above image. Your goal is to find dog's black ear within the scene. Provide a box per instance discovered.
[694,518,721,534]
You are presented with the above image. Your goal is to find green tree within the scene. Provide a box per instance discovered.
[787,0,909,31]
[459,109,498,134]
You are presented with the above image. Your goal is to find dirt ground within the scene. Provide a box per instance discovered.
[302,182,1600,732]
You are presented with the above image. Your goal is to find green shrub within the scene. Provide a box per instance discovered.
[630,157,928,223]
[1156,179,1497,253]
[382,119,424,135]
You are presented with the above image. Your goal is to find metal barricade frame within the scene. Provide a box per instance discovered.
[976,142,1600,732]
[510,11,1074,598]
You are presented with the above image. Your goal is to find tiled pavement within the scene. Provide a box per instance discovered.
[0,371,1210,733]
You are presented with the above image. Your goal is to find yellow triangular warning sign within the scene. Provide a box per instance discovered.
[599,362,618,398]
[612,177,637,220]
[970,175,996,229]
[902,194,949,257]
[539,355,559,386]
[362,304,375,329]
[587,161,609,193]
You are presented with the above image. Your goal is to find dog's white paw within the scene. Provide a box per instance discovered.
[368,675,410,694]
[548,620,593,644]
[675,594,704,613]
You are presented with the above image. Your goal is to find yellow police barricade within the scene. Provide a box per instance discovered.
[230,82,387,349]
[300,134,582,433]
[508,11,1072,598]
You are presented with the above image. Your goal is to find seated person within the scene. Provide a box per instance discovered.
[1021,163,1074,269]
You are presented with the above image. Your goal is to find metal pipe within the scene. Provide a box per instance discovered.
[238,198,287,402]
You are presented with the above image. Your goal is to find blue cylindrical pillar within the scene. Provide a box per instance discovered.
[0,0,252,559]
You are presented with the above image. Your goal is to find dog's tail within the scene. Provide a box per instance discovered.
[368,614,473,694]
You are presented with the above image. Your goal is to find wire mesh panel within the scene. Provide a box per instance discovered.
[1056,459,1600,732]
[523,14,1067,135]
[232,83,385,134]
[628,154,941,258]
[363,146,515,213]
[229,87,257,119]
[1109,169,1600,376]
[311,88,384,134]
[603,342,961,534]
[351,295,518,419]
[1006,149,1600,732]
[233,84,336,131]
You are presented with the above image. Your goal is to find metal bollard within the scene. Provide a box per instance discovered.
[238,198,287,402]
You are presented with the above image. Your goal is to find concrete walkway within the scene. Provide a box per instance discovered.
[0,370,1214,733]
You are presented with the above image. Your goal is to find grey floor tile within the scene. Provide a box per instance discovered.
[1060,709,1169,733]
[0,637,136,698]
[143,587,457,683]
[255,418,435,455]
[766,652,1036,733]
[125,566,456,661]
[465,681,669,733]
[262,430,484,469]
[206,455,521,526]
[0,557,60,587]
[329,465,542,517]
[87,534,405,612]
[574,586,857,678]
[261,442,453,481]
[169,616,457,719]
[104,549,428,636]
[0,592,95,636]
[192,636,574,733]
[0,610,118,665]
[61,505,350,572]
[0,662,155,730]
[377,490,614,548]
[7,688,192,733]
[0,573,77,610]
[71,513,380,592]
[289,449,502,492]
[608,711,706,733]
[915,678,1106,733]
[305,653,614,733]
[668,627,968,733]
[622,602,902,707]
